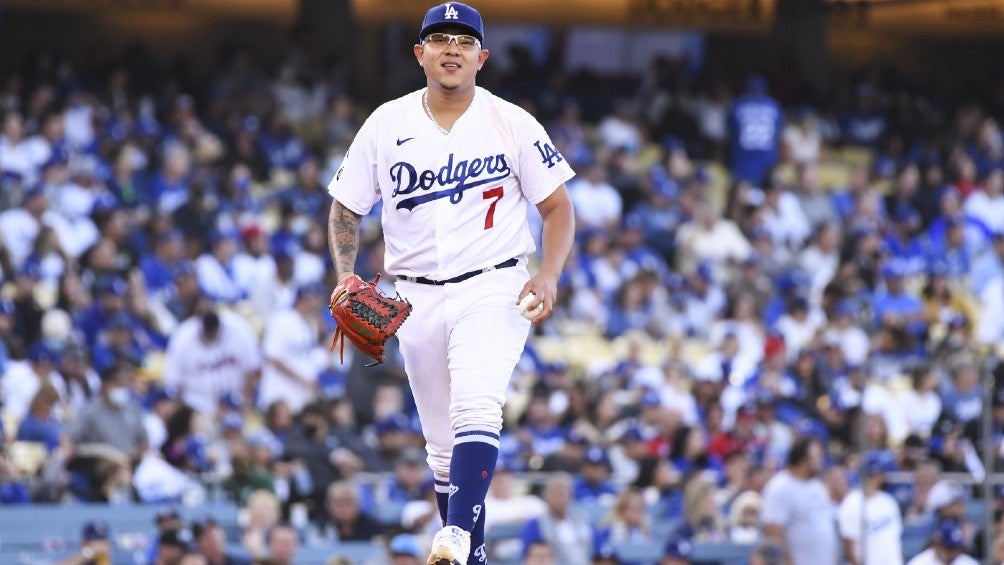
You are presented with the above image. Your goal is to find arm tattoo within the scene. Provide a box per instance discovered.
[328,201,362,279]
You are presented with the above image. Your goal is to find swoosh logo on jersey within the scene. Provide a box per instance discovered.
[396,137,415,146]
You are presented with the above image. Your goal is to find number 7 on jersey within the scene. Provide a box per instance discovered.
[483,186,504,230]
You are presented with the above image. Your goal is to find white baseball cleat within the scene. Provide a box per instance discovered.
[427,525,471,565]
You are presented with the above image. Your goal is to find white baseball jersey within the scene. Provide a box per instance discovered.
[328,86,574,280]
[162,311,261,413]
[837,488,904,565]
[257,308,320,413]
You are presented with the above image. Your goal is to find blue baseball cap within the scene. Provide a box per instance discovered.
[376,414,413,435]
[82,520,110,541]
[934,519,965,550]
[583,446,610,467]
[420,2,485,43]
[28,342,59,365]
[390,533,422,557]
[664,536,693,560]
[864,451,896,476]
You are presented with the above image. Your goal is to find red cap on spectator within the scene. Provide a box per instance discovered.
[241,224,263,241]
[764,335,785,359]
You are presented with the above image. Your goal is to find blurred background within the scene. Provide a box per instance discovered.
[1,0,1004,564]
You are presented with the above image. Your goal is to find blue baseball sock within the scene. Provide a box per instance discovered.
[468,504,487,563]
[434,473,450,526]
[446,426,498,538]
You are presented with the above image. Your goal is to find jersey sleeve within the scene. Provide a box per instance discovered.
[760,477,792,527]
[512,112,575,205]
[327,112,381,216]
[836,495,859,540]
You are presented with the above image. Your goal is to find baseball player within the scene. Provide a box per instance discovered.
[326,3,575,563]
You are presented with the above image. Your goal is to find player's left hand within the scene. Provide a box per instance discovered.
[517,272,558,327]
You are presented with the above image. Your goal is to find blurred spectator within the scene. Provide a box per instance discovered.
[782,107,822,165]
[523,540,557,565]
[257,283,325,413]
[70,364,148,461]
[241,489,281,559]
[675,200,751,271]
[264,524,299,565]
[761,437,836,565]
[727,490,762,544]
[569,162,623,231]
[573,446,617,504]
[153,529,190,565]
[660,536,692,565]
[389,532,423,565]
[316,480,385,543]
[594,488,653,560]
[15,381,63,451]
[747,541,784,565]
[192,517,252,565]
[53,520,112,565]
[727,75,782,184]
[906,519,978,565]
[2,341,63,423]
[676,476,728,542]
[837,452,903,565]
[382,446,433,505]
[162,308,261,413]
[521,474,593,565]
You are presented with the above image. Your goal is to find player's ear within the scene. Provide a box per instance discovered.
[476,48,489,71]
[414,44,425,67]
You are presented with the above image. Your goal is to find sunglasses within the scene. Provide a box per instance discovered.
[422,32,481,50]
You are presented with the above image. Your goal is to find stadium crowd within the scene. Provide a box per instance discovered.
[1,39,1004,565]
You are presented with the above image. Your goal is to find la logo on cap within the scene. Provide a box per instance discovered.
[444,3,459,19]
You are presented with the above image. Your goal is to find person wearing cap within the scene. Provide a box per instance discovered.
[660,536,692,565]
[0,179,54,269]
[326,1,577,562]
[837,451,904,565]
[76,275,130,348]
[256,283,325,414]
[727,74,782,185]
[390,533,425,565]
[761,436,837,565]
[573,446,617,504]
[139,229,188,296]
[162,306,260,414]
[53,520,112,565]
[906,519,979,565]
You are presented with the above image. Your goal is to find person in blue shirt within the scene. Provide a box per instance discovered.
[75,275,131,347]
[383,446,435,504]
[871,261,926,354]
[139,229,187,296]
[274,155,328,220]
[839,83,888,147]
[941,360,983,426]
[15,382,63,452]
[572,446,618,503]
[727,75,782,185]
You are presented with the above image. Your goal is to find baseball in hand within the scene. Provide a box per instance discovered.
[519,293,544,320]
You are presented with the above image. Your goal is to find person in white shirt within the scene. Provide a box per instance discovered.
[824,300,870,366]
[256,284,325,414]
[761,437,838,565]
[1,342,66,424]
[898,365,943,438]
[907,519,979,565]
[0,110,38,185]
[676,200,752,271]
[964,167,1004,234]
[568,162,623,230]
[0,187,56,270]
[162,307,261,413]
[837,452,903,565]
[194,233,245,304]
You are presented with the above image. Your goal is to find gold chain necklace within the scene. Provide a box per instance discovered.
[422,90,449,136]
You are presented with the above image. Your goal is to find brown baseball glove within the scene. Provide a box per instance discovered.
[329,274,412,365]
